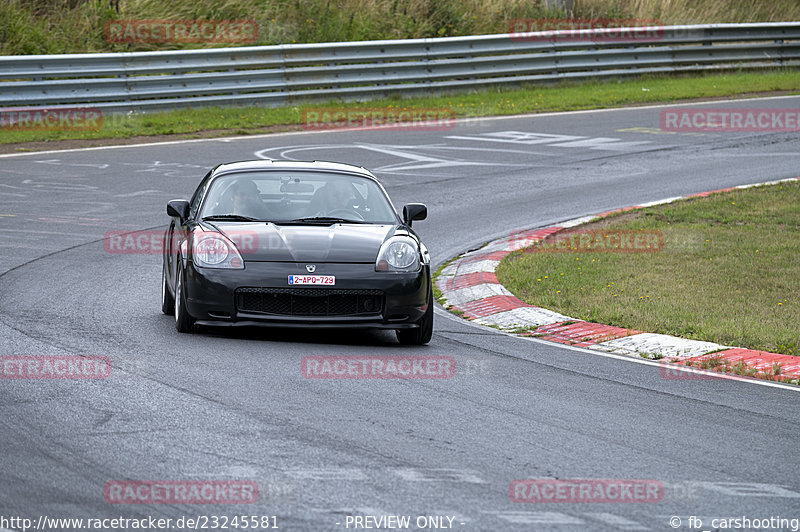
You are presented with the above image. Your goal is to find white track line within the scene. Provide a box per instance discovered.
[2,95,798,158]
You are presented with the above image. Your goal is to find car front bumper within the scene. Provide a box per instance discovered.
[183,260,430,329]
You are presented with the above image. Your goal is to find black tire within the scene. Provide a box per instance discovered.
[161,261,175,315]
[396,286,433,345]
[174,266,195,333]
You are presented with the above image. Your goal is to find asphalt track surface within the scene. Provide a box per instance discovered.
[1,96,800,531]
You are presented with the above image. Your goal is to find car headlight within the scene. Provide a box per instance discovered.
[376,236,420,272]
[192,233,244,269]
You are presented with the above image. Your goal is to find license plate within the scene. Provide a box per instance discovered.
[288,275,335,285]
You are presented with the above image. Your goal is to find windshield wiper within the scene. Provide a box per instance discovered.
[202,214,262,222]
[288,217,366,224]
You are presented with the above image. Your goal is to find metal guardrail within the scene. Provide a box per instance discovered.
[1,23,799,114]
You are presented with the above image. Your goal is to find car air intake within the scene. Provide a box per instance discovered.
[236,287,384,317]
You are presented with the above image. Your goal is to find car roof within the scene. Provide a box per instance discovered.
[211,160,377,179]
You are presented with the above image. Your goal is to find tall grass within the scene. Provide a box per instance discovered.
[3,0,799,55]
[0,0,557,54]
[574,0,800,25]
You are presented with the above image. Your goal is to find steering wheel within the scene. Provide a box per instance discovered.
[328,208,365,221]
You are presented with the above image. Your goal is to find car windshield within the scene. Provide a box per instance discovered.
[199,171,398,224]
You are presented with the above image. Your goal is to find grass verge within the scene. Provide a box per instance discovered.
[495,182,800,356]
[2,69,800,151]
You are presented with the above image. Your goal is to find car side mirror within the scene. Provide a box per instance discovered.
[402,203,427,227]
[167,200,190,221]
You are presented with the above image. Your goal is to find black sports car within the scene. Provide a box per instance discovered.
[161,160,433,345]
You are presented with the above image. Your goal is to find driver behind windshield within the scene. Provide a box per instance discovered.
[228,179,268,219]
[309,179,361,216]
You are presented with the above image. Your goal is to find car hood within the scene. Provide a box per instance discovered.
[201,222,400,263]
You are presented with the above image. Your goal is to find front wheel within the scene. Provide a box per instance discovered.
[396,286,433,345]
[174,266,195,333]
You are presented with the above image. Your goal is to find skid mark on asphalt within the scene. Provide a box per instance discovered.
[20,179,98,192]
[34,159,110,169]
[288,469,369,481]
[283,468,487,483]
[584,512,648,530]
[120,160,208,177]
[112,190,162,198]
[392,468,487,484]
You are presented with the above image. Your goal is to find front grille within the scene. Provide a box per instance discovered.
[236,287,384,317]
